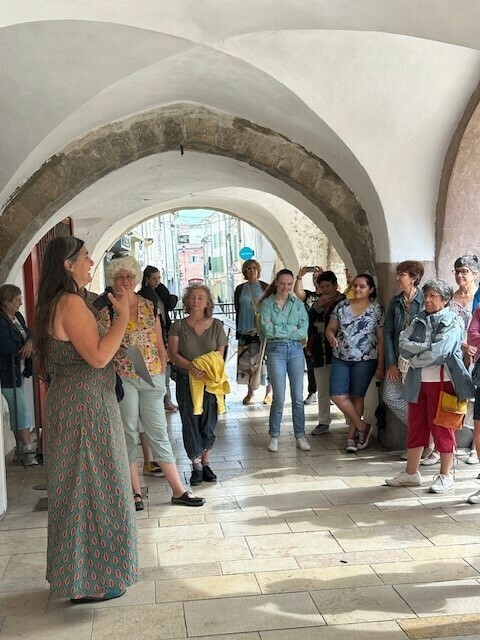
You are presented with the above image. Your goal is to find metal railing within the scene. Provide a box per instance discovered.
[172,302,236,323]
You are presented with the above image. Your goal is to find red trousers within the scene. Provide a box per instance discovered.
[407,381,457,453]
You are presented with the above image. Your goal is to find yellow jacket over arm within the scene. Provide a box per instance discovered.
[190,350,231,415]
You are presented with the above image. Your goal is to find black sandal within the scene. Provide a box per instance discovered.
[133,493,144,511]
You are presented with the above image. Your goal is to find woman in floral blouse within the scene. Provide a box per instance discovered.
[326,273,384,453]
[100,255,205,509]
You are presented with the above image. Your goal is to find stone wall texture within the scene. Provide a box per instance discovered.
[0,104,375,282]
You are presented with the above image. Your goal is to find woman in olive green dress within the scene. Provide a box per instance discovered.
[35,236,138,603]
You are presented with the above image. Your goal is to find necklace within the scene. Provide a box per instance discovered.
[189,315,207,327]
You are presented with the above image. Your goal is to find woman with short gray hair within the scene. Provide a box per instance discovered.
[449,256,479,465]
[386,279,474,494]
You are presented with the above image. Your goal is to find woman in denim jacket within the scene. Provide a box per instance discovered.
[383,261,424,451]
[386,279,474,494]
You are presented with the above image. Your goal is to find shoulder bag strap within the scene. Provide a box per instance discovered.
[247,283,257,312]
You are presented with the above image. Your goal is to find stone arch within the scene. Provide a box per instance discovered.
[0,104,375,282]
[436,84,480,278]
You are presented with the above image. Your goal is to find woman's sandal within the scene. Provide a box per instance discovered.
[133,493,144,511]
[70,587,126,603]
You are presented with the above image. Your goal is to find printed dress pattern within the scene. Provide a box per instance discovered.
[43,338,138,598]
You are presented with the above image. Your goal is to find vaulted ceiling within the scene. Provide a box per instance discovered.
[1,1,479,280]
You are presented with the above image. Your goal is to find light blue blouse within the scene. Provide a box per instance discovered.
[237,282,264,334]
[259,294,308,342]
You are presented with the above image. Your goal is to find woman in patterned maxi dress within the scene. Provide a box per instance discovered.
[35,237,138,603]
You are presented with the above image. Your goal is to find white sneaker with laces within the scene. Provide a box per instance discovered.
[467,451,479,465]
[429,474,454,493]
[268,437,279,452]
[468,489,480,504]
[296,437,311,451]
[303,393,317,405]
[356,424,372,450]
[385,470,422,486]
[346,438,357,453]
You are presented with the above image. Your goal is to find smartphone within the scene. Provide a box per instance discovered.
[306,266,316,273]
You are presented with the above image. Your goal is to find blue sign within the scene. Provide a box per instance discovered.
[239,246,254,260]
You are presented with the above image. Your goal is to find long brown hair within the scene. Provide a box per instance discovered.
[35,236,85,374]
[259,269,294,302]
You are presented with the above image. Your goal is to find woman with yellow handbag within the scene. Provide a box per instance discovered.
[385,279,475,494]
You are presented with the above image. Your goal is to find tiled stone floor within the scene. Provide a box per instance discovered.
[3,374,480,639]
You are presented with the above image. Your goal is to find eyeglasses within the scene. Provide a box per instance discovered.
[114,274,135,281]
[424,293,442,299]
[453,269,471,276]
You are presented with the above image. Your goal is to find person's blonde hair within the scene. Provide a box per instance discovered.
[182,284,214,317]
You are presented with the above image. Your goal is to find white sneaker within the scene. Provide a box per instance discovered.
[296,437,311,451]
[23,444,38,466]
[421,450,440,466]
[304,393,317,405]
[385,470,422,487]
[467,451,479,465]
[346,438,357,453]
[268,437,279,452]
[429,474,454,494]
[468,489,480,504]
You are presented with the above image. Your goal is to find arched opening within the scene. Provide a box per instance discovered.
[0,104,377,284]
[436,85,480,277]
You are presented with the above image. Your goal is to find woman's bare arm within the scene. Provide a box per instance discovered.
[58,293,129,368]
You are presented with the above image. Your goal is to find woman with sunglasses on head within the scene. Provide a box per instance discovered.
[450,255,480,466]
[326,273,385,452]
[385,279,474,494]
[383,261,425,456]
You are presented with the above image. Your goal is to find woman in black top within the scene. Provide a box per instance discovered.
[0,284,37,465]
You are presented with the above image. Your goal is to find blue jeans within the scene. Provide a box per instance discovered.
[266,341,305,438]
[1,382,32,431]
